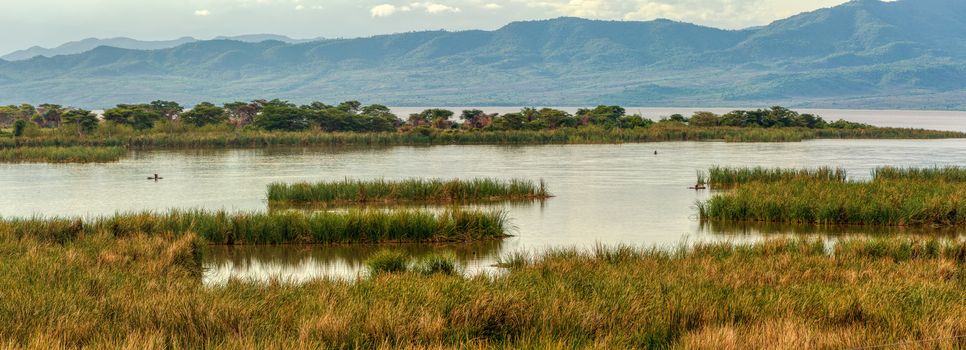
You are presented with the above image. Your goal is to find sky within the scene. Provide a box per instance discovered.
[0,0,853,54]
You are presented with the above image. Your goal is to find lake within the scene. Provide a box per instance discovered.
[3,110,966,283]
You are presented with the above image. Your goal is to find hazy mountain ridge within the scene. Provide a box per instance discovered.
[1,35,320,61]
[1,0,965,109]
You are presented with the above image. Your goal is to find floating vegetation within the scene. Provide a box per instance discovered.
[268,178,551,205]
[0,146,126,163]
[0,209,510,245]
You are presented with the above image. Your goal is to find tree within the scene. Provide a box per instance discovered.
[337,101,362,113]
[577,105,625,127]
[35,104,64,128]
[181,102,227,127]
[150,100,184,120]
[689,112,720,127]
[13,120,27,137]
[62,109,99,134]
[0,105,19,126]
[254,105,310,131]
[103,104,163,130]
[461,109,492,129]
[416,109,454,129]
[224,101,261,127]
[493,113,526,130]
[537,108,575,129]
[619,115,653,129]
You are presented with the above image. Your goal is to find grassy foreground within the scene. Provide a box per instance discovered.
[2,233,966,348]
[0,146,126,163]
[1,209,509,245]
[268,178,550,205]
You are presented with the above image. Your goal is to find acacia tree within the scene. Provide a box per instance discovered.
[460,110,490,129]
[416,109,454,129]
[254,105,309,131]
[103,104,162,130]
[181,102,227,127]
[223,102,261,127]
[34,104,64,128]
[150,100,184,120]
[62,109,99,135]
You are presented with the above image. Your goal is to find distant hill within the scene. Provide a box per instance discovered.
[1,35,321,61]
[1,0,965,109]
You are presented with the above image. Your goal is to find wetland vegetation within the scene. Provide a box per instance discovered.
[268,178,551,205]
[700,166,966,226]
[1,103,962,163]
[0,146,126,163]
[3,229,965,348]
[1,209,510,245]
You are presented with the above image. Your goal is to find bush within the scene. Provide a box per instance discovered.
[366,250,409,275]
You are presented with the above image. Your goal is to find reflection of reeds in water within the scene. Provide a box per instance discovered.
[267,178,551,205]
[205,239,503,270]
[1,209,510,245]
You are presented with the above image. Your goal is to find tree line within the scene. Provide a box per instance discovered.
[0,100,872,137]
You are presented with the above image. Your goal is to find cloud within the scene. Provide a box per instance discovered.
[370,4,399,17]
[516,0,848,29]
[412,2,462,14]
[483,3,503,10]
[371,2,461,17]
[193,9,211,16]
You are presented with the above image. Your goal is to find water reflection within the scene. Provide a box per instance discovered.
[204,240,504,284]
[4,139,966,283]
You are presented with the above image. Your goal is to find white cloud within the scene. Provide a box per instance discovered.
[483,3,503,10]
[193,9,210,16]
[294,4,305,10]
[371,2,461,17]
[370,4,399,17]
[413,2,462,14]
[516,0,848,29]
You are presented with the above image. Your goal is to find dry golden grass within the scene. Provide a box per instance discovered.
[1,229,965,348]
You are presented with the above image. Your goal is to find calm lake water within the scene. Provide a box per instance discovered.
[3,110,966,283]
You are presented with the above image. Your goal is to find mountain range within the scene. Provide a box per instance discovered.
[1,0,965,109]
[1,35,321,61]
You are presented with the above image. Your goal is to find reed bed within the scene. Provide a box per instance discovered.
[705,166,847,188]
[873,166,966,182]
[0,146,126,163]
[0,209,510,245]
[699,178,966,226]
[2,125,962,150]
[3,233,966,348]
[268,178,551,205]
